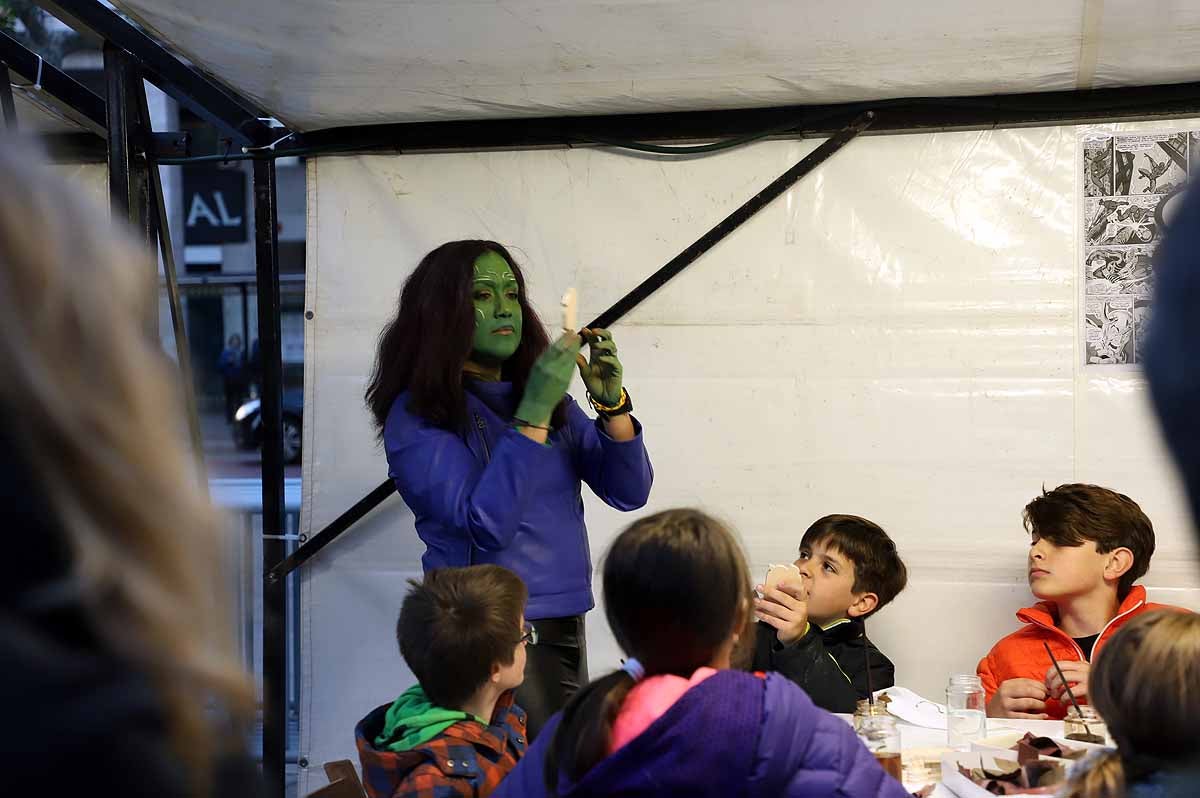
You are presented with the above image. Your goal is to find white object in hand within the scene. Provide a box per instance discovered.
[764,562,803,591]
[561,287,577,334]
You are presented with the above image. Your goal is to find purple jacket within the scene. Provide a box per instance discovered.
[384,381,653,620]
[491,670,910,798]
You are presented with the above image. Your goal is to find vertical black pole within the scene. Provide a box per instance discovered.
[104,44,151,240]
[0,65,17,130]
[104,43,155,336]
[254,157,287,798]
[241,282,251,360]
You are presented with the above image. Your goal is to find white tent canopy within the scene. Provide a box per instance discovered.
[115,0,1200,130]
[84,4,1200,794]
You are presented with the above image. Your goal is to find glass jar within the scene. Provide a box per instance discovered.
[946,674,987,750]
[1063,705,1110,745]
[856,714,903,781]
[853,698,889,731]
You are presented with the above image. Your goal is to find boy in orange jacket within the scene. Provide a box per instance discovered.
[978,483,1185,720]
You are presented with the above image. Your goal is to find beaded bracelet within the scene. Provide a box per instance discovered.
[586,388,633,418]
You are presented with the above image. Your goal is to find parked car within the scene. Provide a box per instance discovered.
[233,387,304,464]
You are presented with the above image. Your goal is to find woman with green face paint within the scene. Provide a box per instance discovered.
[366,240,654,740]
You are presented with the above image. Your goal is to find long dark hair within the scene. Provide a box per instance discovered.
[544,509,754,793]
[365,240,562,433]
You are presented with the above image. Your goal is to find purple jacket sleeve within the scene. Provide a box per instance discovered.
[384,405,555,552]
[490,713,557,798]
[749,674,910,798]
[565,399,654,511]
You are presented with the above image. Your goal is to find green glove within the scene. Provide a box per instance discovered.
[576,328,623,407]
[515,333,582,426]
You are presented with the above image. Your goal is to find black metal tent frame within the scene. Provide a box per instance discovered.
[7,3,1200,795]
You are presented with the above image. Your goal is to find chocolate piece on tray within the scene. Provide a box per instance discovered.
[1064,731,1106,745]
[957,758,1067,795]
[1013,731,1087,761]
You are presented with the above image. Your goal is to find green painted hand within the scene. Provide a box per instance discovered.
[515,333,583,426]
[576,328,623,406]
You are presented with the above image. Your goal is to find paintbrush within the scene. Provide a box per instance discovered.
[1042,641,1091,736]
[865,618,874,710]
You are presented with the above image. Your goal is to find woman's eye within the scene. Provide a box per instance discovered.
[474,291,491,301]
[506,291,519,300]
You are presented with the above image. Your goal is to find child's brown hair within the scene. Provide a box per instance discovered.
[1061,610,1200,798]
[545,508,755,792]
[800,515,907,616]
[397,565,527,709]
[1024,484,1155,598]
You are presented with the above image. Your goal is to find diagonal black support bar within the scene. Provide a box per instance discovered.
[1,30,106,135]
[36,0,272,146]
[588,111,874,329]
[136,90,205,471]
[267,479,397,582]
[268,112,873,580]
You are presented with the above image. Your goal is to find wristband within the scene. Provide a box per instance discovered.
[586,388,632,418]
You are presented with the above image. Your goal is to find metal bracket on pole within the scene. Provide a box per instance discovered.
[267,478,396,582]
[267,111,875,581]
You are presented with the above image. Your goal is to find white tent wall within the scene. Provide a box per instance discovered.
[298,121,1200,790]
[54,162,108,207]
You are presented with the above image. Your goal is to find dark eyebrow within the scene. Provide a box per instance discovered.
[822,553,846,569]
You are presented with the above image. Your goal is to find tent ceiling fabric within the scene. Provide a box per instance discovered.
[13,89,91,133]
[113,1,1200,132]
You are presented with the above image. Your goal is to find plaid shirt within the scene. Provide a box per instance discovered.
[356,690,527,798]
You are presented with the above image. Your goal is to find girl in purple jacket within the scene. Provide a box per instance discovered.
[493,508,910,798]
[365,240,654,740]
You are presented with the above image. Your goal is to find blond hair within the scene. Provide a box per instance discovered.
[0,142,252,789]
[1061,610,1200,798]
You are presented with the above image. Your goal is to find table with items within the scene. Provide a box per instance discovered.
[847,687,1110,797]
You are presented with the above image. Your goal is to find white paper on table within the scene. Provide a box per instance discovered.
[876,686,950,730]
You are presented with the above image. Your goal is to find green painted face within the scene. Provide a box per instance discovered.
[470,251,523,363]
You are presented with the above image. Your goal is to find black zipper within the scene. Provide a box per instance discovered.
[474,413,491,463]
[467,413,492,567]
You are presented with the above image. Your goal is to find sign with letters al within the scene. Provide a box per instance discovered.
[183,168,247,244]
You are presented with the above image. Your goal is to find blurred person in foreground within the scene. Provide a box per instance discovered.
[0,141,258,797]
[1145,185,1200,530]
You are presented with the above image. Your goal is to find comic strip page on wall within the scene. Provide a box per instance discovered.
[1081,131,1190,366]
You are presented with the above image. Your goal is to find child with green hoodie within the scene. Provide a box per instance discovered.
[355,565,532,798]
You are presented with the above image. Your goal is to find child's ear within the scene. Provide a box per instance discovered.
[490,661,504,685]
[1105,547,1135,582]
[847,592,879,619]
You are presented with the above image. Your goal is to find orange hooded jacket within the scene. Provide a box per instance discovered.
[976,585,1184,720]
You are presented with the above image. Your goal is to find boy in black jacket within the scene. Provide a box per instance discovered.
[752,515,908,713]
